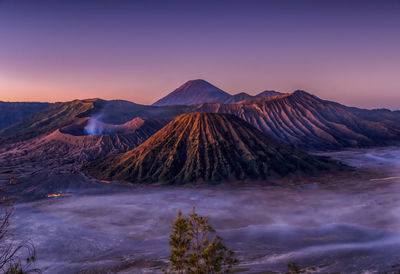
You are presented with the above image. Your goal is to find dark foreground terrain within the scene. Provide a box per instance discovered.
[5,147,400,273]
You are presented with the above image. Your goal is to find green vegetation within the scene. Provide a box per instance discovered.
[287,262,300,274]
[165,207,238,273]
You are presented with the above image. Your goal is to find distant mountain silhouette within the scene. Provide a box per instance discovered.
[84,113,335,184]
[0,101,51,130]
[152,79,282,106]
[256,90,282,98]
[221,92,253,103]
[152,79,230,106]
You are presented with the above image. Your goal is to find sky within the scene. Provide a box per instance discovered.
[0,0,399,109]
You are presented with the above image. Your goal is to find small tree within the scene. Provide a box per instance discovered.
[166,207,237,273]
[287,262,301,274]
[0,206,39,273]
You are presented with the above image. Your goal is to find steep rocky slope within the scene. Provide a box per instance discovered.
[85,113,334,184]
[192,91,400,150]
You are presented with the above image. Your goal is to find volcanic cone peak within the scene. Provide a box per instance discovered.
[152,79,230,106]
[85,112,335,184]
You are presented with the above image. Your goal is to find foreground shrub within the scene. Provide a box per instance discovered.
[0,206,39,273]
[165,207,238,273]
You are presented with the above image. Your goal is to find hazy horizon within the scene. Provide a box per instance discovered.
[1,0,399,109]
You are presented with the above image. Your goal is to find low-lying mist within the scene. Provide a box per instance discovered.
[11,147,400,273]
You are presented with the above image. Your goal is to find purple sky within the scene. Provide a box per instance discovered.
[0,0,399,109]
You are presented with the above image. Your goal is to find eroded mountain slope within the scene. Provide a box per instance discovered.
[192,91,400,150]
[85,113,336,184]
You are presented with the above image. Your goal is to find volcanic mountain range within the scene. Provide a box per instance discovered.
[0,79,399,184]
[2,80,399,151]
[85,113,336,184]
[152,79,282,106]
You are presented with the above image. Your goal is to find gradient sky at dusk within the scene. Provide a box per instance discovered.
[0,0,399,109]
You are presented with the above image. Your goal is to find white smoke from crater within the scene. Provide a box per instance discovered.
[84,114,105,135]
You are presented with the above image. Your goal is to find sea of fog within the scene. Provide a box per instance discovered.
[10,147,400,273]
